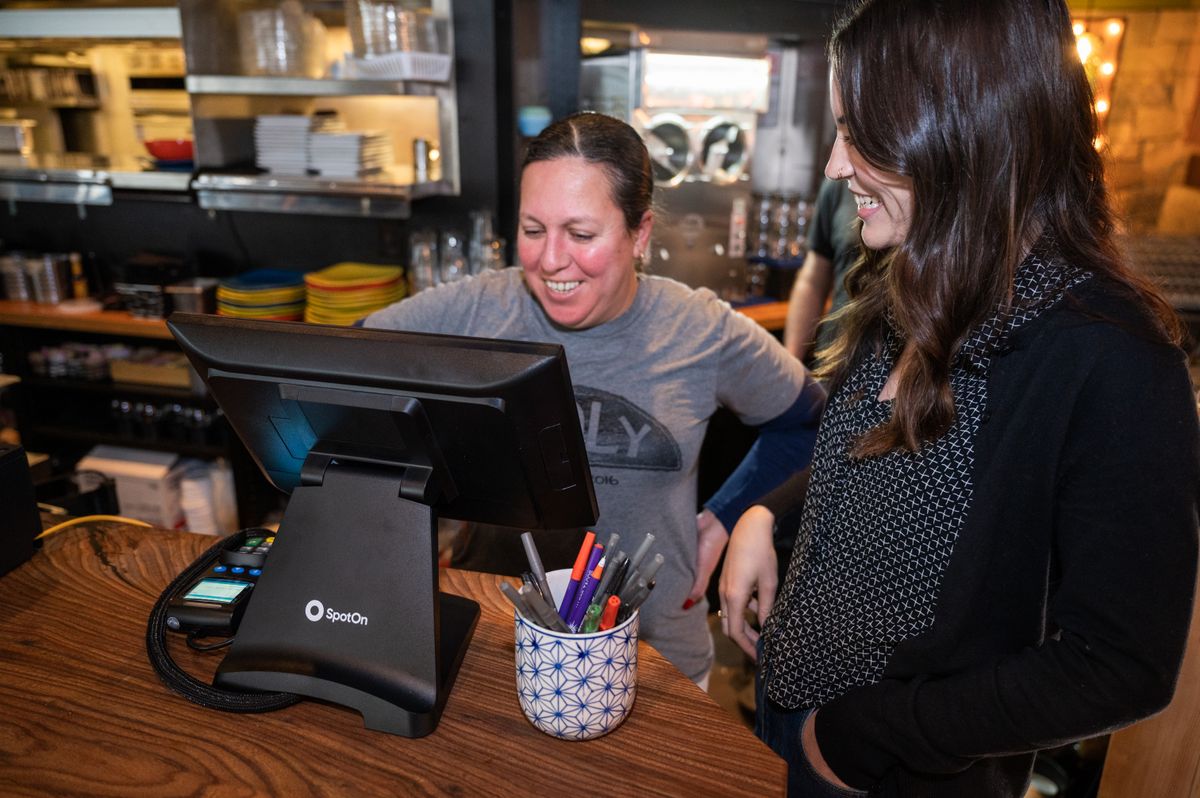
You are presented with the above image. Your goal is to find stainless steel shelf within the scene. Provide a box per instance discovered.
[192,171,406,197]
[0,153,192,203]
[0,7,181,39]
[190,171,454,218]
[108,170,192,192]
[0,172,111,206]
[186,74,442,97]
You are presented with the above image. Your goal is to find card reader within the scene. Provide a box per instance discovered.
[165,530,274,635]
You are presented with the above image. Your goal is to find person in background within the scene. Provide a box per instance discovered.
[784,176,860,366]
[719,0,1200,795]
[365,111,826,689]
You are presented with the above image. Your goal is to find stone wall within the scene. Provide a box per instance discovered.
[1104,9,1200,233]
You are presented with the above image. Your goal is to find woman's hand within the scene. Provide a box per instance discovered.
[683,509,730,610]
[802,711,853,790]
[718,504,778,660]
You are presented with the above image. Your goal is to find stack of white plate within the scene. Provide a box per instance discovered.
[254,113,343,175]
[308,131,392,178]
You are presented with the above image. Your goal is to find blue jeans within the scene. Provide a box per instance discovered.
[756,643,871,797]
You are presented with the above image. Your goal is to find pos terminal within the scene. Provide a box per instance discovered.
[167,313,597,737]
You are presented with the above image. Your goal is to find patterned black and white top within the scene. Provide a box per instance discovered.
[761,239,1091,709]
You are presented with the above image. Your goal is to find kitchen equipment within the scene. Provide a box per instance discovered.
[468,209,495,275]
[0,252,33,301]
[581,39,771,300]
[438,230,467,283]
[165,278,219,314]
[27,253,70,304]
[751,45,831,199]
[407,229,438,293]
[345,0,439,58]
[237,0,326,78]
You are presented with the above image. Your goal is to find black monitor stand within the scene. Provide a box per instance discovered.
[214,445,479,738]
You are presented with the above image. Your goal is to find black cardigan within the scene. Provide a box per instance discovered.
[762,279,1200,796]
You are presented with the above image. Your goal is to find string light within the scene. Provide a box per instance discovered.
[1073,16,1125,151]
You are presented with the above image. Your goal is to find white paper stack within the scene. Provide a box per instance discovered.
[308,130,393,178]
[179,458,238,535]
[254,113,343,175]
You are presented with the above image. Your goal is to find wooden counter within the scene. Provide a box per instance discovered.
[0,299,173,339]
[736,300,787,332]
[0,299,789,336]
[0,522,785,796]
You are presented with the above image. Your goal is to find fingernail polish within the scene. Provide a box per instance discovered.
[682,599,695,610]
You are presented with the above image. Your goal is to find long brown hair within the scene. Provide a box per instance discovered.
[819,0,1181,457]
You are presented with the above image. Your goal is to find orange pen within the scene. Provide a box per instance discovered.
[598,594,621,631]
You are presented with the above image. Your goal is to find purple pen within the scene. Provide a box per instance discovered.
[558,531,596,619]
[567,545,605,630]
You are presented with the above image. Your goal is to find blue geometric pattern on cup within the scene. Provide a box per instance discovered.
[514,613,639,740]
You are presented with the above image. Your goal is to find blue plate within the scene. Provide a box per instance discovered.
[153,158,194,171]
[220,269,306,291]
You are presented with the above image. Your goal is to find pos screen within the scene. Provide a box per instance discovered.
[183,578,253,605]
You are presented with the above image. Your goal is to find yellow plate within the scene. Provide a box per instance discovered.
[305,262,403,289]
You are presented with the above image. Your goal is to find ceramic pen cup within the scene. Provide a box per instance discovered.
[513,568,639,740]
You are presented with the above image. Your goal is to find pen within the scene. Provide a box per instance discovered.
[639,552,665,585]
[520,583,571,633]
[499,580,534,620]
[592,551,628,608]
[617,575,647,607]
[598,594,621,630]
[617,580,654,624]
[567,549,605,630]
[628,533,656,573]
[520,531,554,607]
[580,602,604,633]
[624,583,651,613]
[520,570,543,603]
[559,531,596,619]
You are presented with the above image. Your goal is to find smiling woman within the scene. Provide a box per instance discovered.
[825,86,913,252]
[363,111,827,692]
[517,155,648,330]
[719,1,1199,796]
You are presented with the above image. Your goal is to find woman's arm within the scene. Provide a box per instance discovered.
[683,381,825,607]
[703,379,826,532]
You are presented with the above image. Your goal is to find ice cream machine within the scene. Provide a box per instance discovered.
[581,38,831,301]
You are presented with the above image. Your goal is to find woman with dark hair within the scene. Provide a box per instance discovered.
[367,111,826,687]
[719,0,1199,794]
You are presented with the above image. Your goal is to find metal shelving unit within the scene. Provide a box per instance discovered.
[0,303,279,526]
[186,75,445,97]
[179,0,460,219]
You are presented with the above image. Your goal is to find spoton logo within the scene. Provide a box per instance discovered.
[304,598,369,626]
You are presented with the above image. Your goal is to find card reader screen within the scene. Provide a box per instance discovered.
[184,577,252,605]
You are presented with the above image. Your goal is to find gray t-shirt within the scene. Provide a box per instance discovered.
[364,267,810,680]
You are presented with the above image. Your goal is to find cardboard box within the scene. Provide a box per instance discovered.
[109,351,196,390]
[77,445,185,529]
